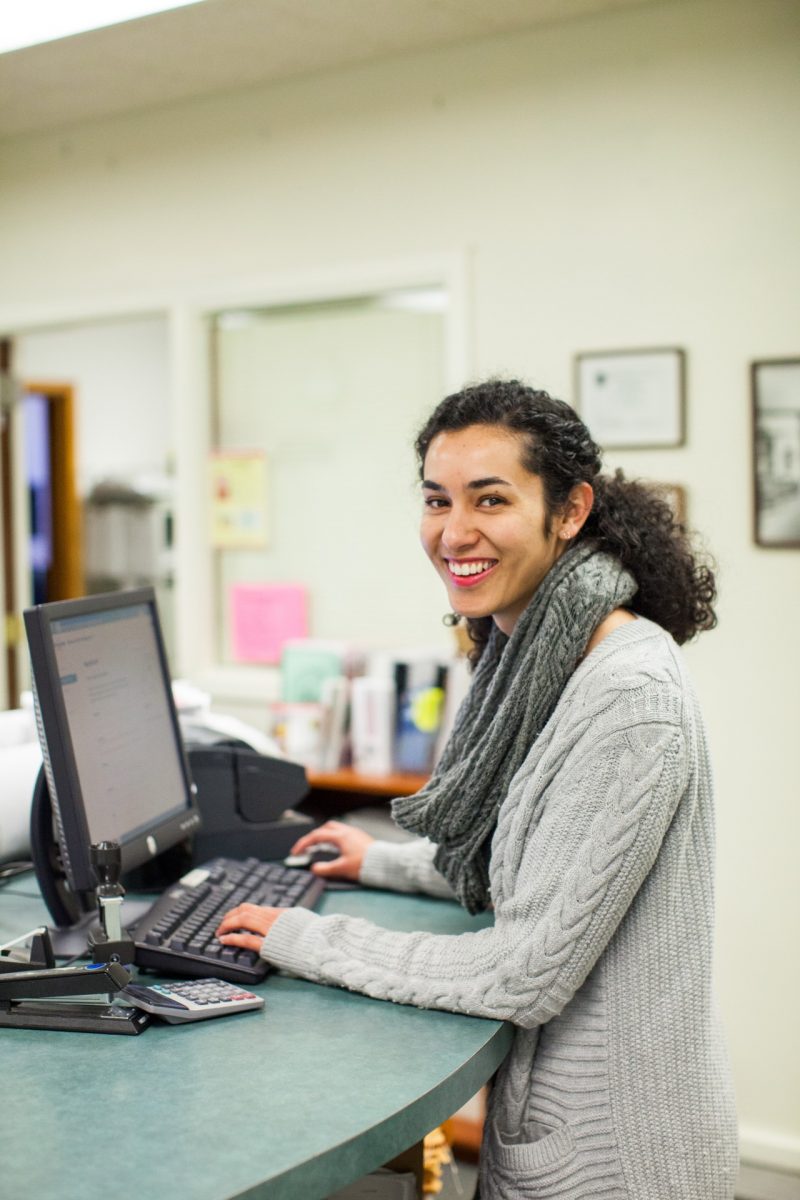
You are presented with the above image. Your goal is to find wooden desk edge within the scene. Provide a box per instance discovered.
[306,768,428,798]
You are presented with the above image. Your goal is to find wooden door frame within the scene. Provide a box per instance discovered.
[0,407,17,706]
[24,381,83,602]
[0,339,18,706]
[0,377,83,707]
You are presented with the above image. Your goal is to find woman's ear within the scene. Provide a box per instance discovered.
[557,481,594,540]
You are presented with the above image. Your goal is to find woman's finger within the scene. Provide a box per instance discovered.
[217,932,264,952]
[290,821,347,855]
[309,856,347,876]
[216,904,279,937]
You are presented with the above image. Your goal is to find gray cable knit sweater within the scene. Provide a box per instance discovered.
[262,619,739,1199]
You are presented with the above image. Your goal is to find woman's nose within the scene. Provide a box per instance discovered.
[441,507,479,551]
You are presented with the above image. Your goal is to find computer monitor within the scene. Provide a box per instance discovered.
[24,587,201,933]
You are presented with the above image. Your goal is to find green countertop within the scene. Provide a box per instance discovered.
[0,879,512,1200]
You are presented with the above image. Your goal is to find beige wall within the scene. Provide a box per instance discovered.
[16,317,171,492]
[0,0,798,1168]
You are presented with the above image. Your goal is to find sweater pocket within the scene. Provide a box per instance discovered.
[488,1118,577,1183]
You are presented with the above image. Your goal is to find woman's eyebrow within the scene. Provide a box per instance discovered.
[422,476,513,491]
[467,476,512,489]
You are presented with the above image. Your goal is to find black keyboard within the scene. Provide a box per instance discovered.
[132,856,324,984]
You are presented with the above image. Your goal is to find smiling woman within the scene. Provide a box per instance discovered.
[217,378,737,1200]
[420,425,593,635]
[414,379,716,661]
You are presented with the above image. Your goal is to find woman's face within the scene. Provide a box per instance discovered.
[421,424,571,635]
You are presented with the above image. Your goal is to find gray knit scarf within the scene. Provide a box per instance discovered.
[392,543,637,914]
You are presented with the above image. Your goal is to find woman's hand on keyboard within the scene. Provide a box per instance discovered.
[216,903,281,952]
[290,820,374,881]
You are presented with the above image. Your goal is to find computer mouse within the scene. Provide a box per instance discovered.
[284,842,340,869]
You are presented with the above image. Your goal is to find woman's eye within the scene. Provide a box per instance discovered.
[424,496,449,509]
[479,495,506,507]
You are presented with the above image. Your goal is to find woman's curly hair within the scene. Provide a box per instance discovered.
[415,378,717,663]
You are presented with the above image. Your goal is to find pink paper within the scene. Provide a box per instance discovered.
[229,583,308,664]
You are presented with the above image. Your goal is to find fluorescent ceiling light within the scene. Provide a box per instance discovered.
[0,0,208,55]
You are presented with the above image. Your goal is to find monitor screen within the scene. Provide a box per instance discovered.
[25,588,201,909]
[51,602,188,844]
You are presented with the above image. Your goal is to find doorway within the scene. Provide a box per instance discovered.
[24,382,83,604]
[0,379,83,707]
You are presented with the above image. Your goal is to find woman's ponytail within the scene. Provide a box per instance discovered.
[586,472,716,644]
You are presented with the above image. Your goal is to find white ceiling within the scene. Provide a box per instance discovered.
[0,0,670,140]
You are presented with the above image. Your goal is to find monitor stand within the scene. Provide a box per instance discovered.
[46,899,155,960]
[28,766,156,960]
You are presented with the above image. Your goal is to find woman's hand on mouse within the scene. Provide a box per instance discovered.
[216,903,282,952]
[215,822,375,950]
[291,820,375,881]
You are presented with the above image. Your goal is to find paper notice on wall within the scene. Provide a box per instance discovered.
[229,583,308,664]
[210,451,269,548]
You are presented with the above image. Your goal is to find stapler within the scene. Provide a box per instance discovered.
[0,926,150,1034]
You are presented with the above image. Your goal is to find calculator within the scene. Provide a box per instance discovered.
[119,978,265,1023]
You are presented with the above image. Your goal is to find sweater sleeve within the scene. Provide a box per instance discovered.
[359,837,456,900]
[261,693,687,1027]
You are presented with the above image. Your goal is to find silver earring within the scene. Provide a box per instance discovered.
[442,612,461,627]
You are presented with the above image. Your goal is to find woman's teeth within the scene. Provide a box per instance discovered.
[448,560,495,577]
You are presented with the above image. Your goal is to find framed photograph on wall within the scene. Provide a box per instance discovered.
[575,348,686,448]
[752,358,800,548]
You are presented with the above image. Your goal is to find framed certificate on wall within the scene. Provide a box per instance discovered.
[575,348,686,449]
